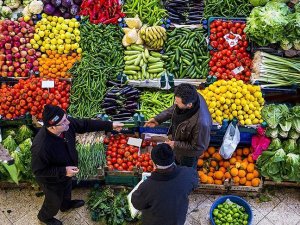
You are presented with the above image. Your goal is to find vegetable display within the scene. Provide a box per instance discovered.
[79,0,124,24]
[87,187,135,225]
[165,28,209,79]
[105,134,154,172]
[32,14,81,54]
[208,19,252,82]
[0,18,40,77]
[212,200,250,225]
[199,79,264,125]
[163,0,204,25]
[198,146,261,187]
[0,77,70,119]
[102,83,140,121]
[123,0,167,25]
[123,44,166,80]
[76,133,106,182]
[252,51,300,87]
[204,0,251,18]
[42,0,82,18]
[138,91,174,120]
[68,22,123,118]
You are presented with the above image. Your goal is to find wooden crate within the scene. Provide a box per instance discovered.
[263,179,300,188]
[194,180,230,195]
[228,178,263,197]
[104,166,142,187]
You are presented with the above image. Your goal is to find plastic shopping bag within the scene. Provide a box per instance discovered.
[220,122,240,159]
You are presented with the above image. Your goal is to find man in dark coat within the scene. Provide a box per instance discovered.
[145,83,212,169]
[131,143,199,225]
[31,105,123,225]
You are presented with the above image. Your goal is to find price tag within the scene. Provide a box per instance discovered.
[231,66,244,75]
[0,127,2,142]
[42,80,54,88]
[224,32,241,47]
[127,137,143,147]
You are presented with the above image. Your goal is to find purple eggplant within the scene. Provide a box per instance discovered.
[51,0,61,7]
[70,4,79,16]
[59,6,67,14]
[62,0,72,7]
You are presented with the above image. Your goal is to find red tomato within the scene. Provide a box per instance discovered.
[118,166,123,171]
[118,149,125,155]
[114,163,119,169]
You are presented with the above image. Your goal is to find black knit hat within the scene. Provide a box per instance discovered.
[42,105,65,127]
[151,143,174,167]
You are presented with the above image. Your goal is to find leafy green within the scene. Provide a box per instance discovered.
[2,135,18,153]
[245,2,290,46]
[1,163,20,184]
[268,138,282,151]
[278,127,289,138]
[249,0,269,7]
[291,106,300,133]
[288,129,299,140]
[283,153,300,182]
[87,186,137,225]
[16,138,34,181]
[282,139,297,153]
[2,128,17,140]
[15,125,33,144]
[265,127,278,138]
[261,104,289,129]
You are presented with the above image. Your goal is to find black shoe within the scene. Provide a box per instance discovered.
[38,216,62,225]
[60,200,85,212]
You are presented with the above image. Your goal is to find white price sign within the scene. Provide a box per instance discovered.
[224,32,242,47]
[231,66,244,76]
[42,80,54,88]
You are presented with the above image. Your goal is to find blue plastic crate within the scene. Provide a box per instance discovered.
[210,195,253,225]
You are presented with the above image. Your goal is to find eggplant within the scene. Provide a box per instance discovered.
[103,97,118,103]
[126,95,139,101]
[112,117,132,121]
[124,89,140,97]
[125,103,138,110]
[119,86,133,95]
[101,102,114,108]
[105,92,119,99]
[112,112,134,118]
[103,106,118,111]
[125,101,136,105]
[107,80,122,87]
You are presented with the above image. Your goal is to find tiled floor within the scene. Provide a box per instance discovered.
[0,187,299,225]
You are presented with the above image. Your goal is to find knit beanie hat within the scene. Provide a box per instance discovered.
[42,105,65,127]
[151,143,175,168]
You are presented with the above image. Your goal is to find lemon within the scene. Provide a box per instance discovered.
[58,17,64,23]
[209,108,214,113]
[40,46,46,52]
[37,40,43,45]
[229,115,234,120]
[41,18,48,24]
[211,113,216,118]
[253,118,259,124]
[34,34,40,41]
[68,27,74,33]
[216,117,222,124]
[238,110,243,115]
[60,34,66,39]
[46,24,52,30]
[238,115,244,121]
[62,24,68,30]
[237,105,242,111]
[51,39,57,45]
[249,103,255,110]
[44,43,50,50]
[45,37,51,43]
[235,99,241,105]
[57,39,64,45]
[44,30,50,36]
[248,110,253,114]
[254,91,262,98]
[245,119,252,125]
[56,24,62,30]
[220,96,225,104]
[236,92,243,99]
[58,45,64,51]
[244,105,249,112]
[38,31,45,37]
[50,45,57,50]
[210,102,216,108]
[64,19,70,24]
[225,99,231,105]
[249,114,255,120]
[74,28,80,36]
[74,21,80,28]
[223,105,228,110]
[244,114,249,119]
[40,25,46,31]
[33,44,39,49]
[231,87,237,94]
[53,29,59,34]
[71,43,79,49]
[52,16,58,22]
[42,13,47,18]
[240,120,245,125]
[64,44,71,50]
[23,15,31,22]
[30,39,36,45]
[36,21,42,27]
[65,39,72,44]
[254,111,260,118]
[64,49,69,54]
[216,110,222,116]
[231,104,237,110]
[75,36,81,42]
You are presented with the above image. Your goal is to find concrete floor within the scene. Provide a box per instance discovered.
[0,187,299,225]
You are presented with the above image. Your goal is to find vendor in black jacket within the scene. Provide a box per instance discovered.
[131,143,199,225]
[31,105,123,225]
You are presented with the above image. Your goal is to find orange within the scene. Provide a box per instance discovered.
[247,154,254,163]
[209,167,215,172]
[240,162,248,170]
[207,176,214,184]
[197,159,204,167]
[200,174,208,183]
[243,147,250,156]
[233,176,240,183]
[214,179,223,185]
[210,160,218,168]
[246,173,254,181]
[245,181,252,186]
[239,177,247,185]
[208,146,216,155]
[238,170,246,178]
[229,157,237,165]
[204,152,210,159]
[253,170,260,178]
[218,160,224,166]
[230,168,239,177]
[212,152,222,161]
[214,171,224,180]
[208,172,214,177]
[247,163,255,173]
[219,167,226,173]
[236,148,243,156]
[252,178,261,187]
[223,161,231,168]
[236,155,242,162]
[199,153,205,159]
[224,172,231,179]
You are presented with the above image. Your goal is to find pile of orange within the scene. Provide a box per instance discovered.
[38,50,81,78]
[197,146,261,187]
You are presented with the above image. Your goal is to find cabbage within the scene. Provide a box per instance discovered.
[249,0,269,6]
[284,153,300,182]
[288,129,299,140]
[2,135,18,153]
[15,125,33,144]
[245,2,290,46]
[278,127,289,138]
[268,138,282,151]
[279,114,293,132]
[261,104,289,129]
[265,127,278,138]
[280,39,293,50]
[291,105,300,133]
[282,139,297,153]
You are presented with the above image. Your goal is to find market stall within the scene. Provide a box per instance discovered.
[1,0,300,223]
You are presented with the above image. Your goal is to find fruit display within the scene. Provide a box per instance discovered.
[32,14,81,54]
[212,201,250,225]
[0,18,40,77]
[38,50,80,78]
[198,146,261,187]
[139,25,167,50]
[104,134,154,172]
[165,28,209,79]
[0,77,70,120]
[123,44,166,80]
[199,79,264,125]
[208,19,252,82]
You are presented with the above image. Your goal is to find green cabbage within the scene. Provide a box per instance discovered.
[291,106,300,133]
[288,129,299,140]
[268,138,282,150]
[280,39,293,50]
[2,135,18,153]
[265,127,278,138]
[15,125,33,144]
[261,104,289,129]
[279,113,293,132]
[282,139,297,153]
[249,0,269,7]
[283,153,300,182]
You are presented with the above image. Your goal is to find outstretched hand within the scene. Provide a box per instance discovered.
[113,122,124,132]
[144,118,158,128]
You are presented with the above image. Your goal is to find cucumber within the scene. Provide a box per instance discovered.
[125,54,139,61]
[123,70,137,75]
[145,48,150,58]
[130,45,144,52]
[148,63,164,70]
[147,68,164,73]
[124,50,141,55]
[148,56,161,63]
[125,65,140,71]
[134,55,142,66]
[150,51,162,58]
[125,59,137,65]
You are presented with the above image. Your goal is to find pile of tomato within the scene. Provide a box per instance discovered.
[208,20,252,82]
[0,77,70,120]
[104,134,155,172]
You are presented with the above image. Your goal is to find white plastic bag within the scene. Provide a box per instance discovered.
[220,122,240,159]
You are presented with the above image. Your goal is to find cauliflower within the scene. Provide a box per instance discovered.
[28,0,43,14]
[23,0,33,6]
[0,5,13,18]
[22,5,32,17]
[4,0,20,9]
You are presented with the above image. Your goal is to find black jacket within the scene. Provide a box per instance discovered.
[31,117,112,184]
[155,94,212,160]
[131,166,199,225]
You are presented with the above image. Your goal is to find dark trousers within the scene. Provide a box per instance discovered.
[38,179,72,221]
[176,156,198,169]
